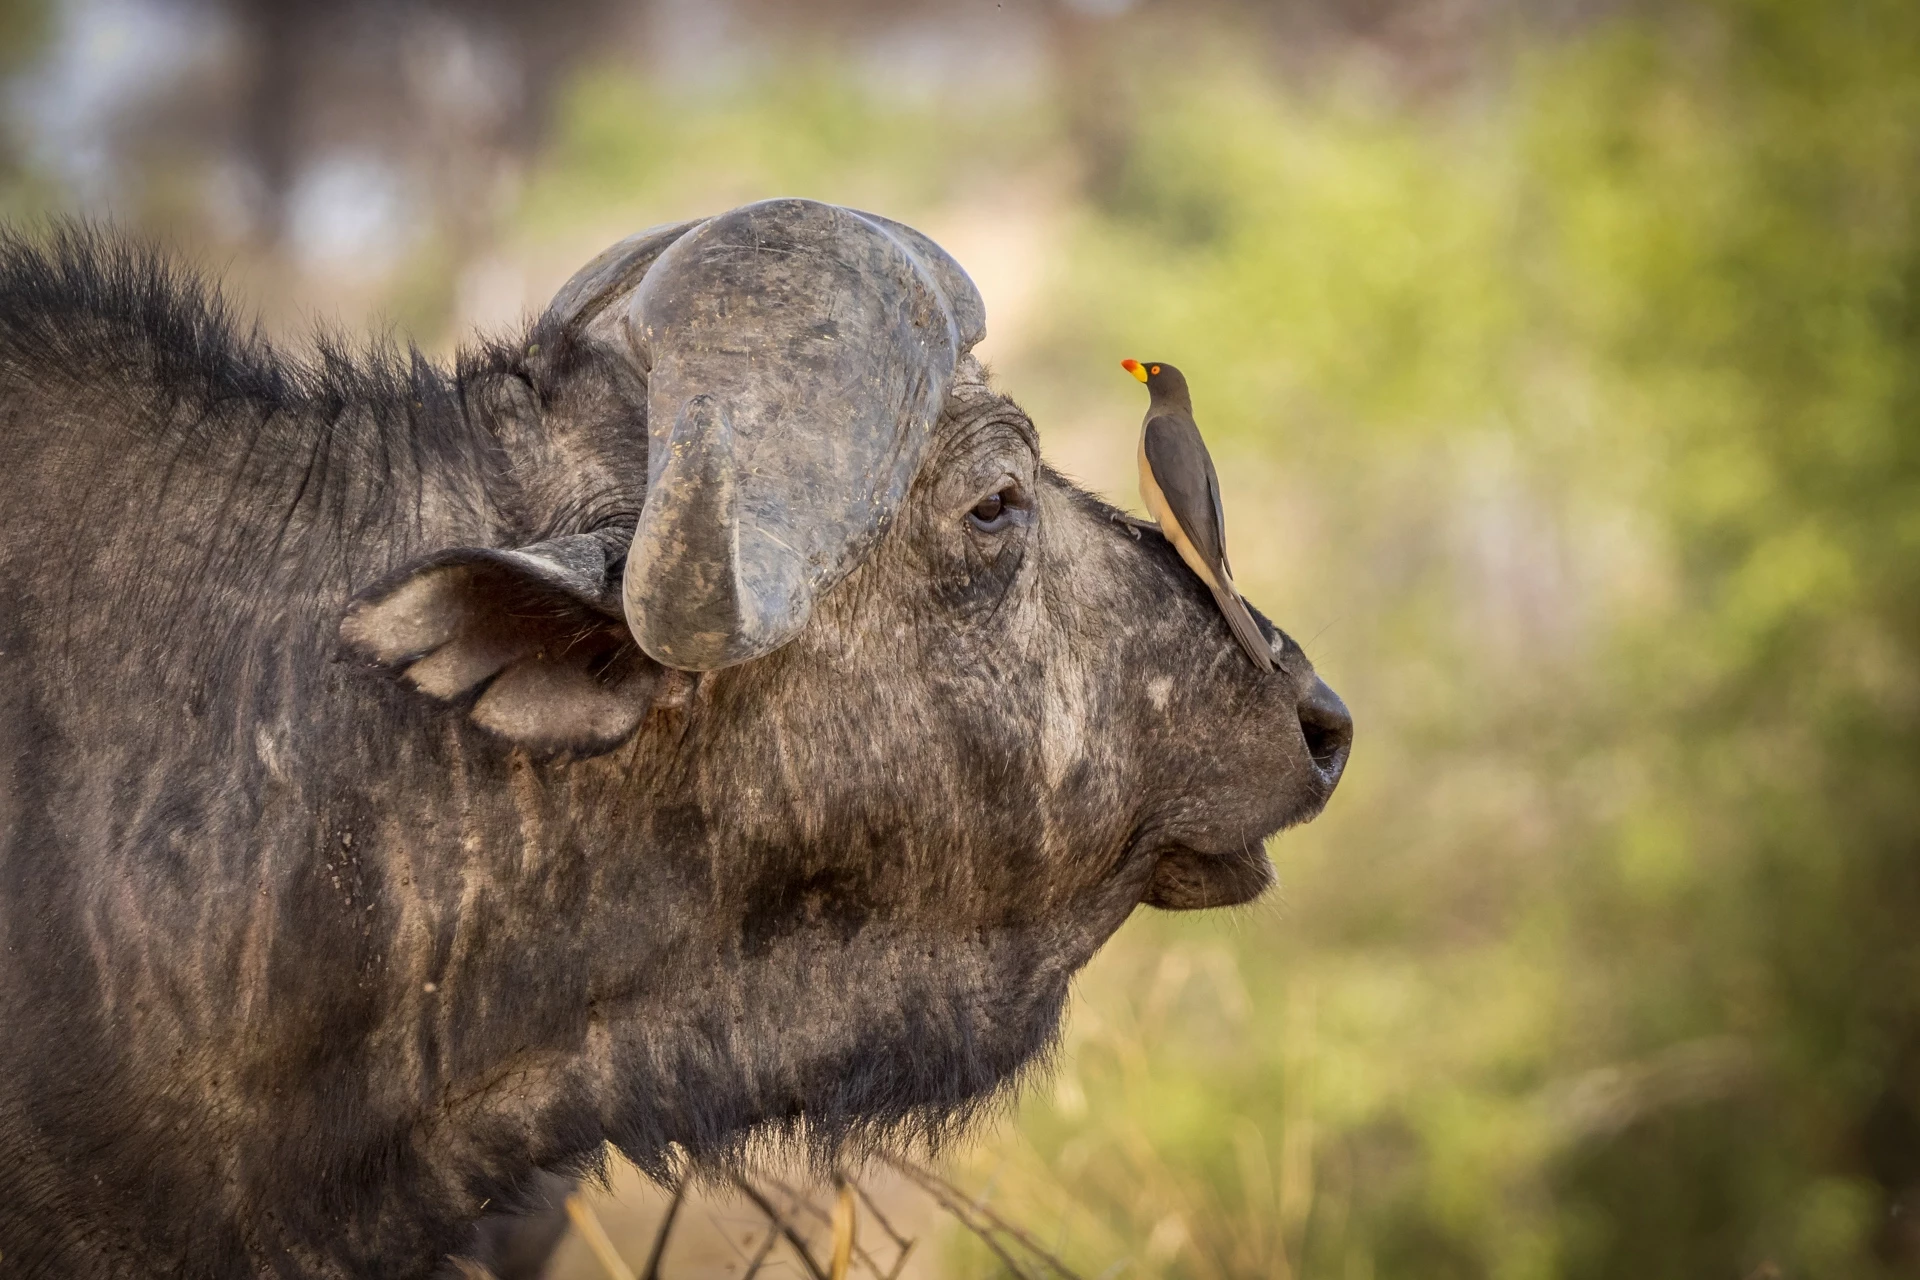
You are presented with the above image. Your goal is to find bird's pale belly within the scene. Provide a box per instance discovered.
[1138,435,1230,594]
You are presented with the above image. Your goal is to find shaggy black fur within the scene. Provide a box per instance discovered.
[0,225,1348,1278]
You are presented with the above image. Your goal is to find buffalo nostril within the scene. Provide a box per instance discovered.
[1297,676,1353,782]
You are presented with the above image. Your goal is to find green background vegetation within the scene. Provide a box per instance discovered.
[9,0,1918,1274]
[971,5,1920,1276]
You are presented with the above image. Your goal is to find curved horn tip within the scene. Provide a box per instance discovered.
[623,394,813,671]
[539,219,704,342]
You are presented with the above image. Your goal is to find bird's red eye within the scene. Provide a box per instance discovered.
[1150,365,1161,375]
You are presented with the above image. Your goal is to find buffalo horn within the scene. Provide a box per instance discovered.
[620,198,984,671]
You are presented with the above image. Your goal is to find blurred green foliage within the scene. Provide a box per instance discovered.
[504,1,1920,1274]
[992,3,1920,1277]
[2,0,1906,1271]
[0,0,48,207]
[520,62,1053,235]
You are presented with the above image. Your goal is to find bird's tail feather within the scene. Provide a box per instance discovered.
[1208,582,1276,672]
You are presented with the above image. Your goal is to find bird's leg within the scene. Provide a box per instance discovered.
[1110,511,1160,541]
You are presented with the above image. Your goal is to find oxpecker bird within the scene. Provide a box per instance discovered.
[1121,358,1275,673]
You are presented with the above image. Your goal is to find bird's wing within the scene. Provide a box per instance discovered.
[1143,413,1228,574]
[1205,455,1233,581]
[1145,415,1271,670]
[1207,579,1276,672]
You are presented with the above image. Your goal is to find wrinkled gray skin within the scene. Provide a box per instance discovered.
[0,201,1350,1279]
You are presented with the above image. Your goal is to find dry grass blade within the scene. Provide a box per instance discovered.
[729,1174,831,1280]
[564,1194,638,1280]
[829,1182,857,1280]
[639,1181,685,1280]
[884,1157,1086,1280]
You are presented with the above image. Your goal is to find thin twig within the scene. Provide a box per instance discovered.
[760,1173,895,1277]
[740,1217,785,1280]
[565,1194,638,1280]
[885,1158,1085,1280]
[638,1182,685,1280]
[895,1158,1084,1278]
[881,1237,917,1280]
[848,1177,912,1251]
[924,1200,1035,1279]
[884,1167,1039,1280]
[729,1174,831,1280]
[844,1177,917,1280]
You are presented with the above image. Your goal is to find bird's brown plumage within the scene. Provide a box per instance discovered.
[1126,360,1274,672]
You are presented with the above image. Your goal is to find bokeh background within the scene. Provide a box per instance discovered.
[4,0,1916,1276]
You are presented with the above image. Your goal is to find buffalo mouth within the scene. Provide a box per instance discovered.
[1140,842,1276,910]
[1135,779,1338,911]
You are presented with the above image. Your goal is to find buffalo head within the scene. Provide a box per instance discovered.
[337,198,1349,1170]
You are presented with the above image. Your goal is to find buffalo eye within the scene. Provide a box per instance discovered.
[967,487,1020,533]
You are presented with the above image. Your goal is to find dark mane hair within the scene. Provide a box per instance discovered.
[0,223,518,424]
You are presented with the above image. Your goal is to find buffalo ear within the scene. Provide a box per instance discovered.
[339,532,660,755]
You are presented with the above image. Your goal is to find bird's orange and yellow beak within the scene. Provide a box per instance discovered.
[1121,358,1148,384]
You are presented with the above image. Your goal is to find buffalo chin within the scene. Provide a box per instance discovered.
[603,929,1080,1183]
[1142,845,1276,910]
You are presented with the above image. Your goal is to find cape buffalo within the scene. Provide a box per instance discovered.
[0,199,1351,1278]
